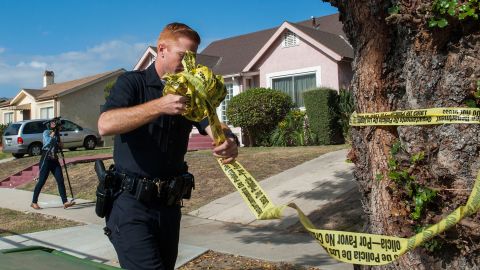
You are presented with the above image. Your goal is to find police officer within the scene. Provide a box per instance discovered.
[97,22,238,270]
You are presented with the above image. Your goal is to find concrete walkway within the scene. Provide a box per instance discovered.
[0,157,15,164]
[0,149,355,269]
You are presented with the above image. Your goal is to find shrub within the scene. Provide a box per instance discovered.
[227,88,293,146]
[270,109,315,146]
[303,88,344,145]
[338,89,355,143]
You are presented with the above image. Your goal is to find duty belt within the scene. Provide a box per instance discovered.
[119,174,160,192]
[115,172,194,206]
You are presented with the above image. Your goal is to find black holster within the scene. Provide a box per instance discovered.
[94,160,117,218]
[164,173,195,206]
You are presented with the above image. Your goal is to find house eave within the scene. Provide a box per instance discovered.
[134,47,157,70]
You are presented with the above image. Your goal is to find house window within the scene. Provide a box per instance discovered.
[221,83,234,124]
[40,107,54,119]
[3,112,13,124]
[272,73,316,107]
[282,31,299,48]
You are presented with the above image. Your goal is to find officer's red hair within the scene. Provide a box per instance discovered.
[157,22,200,46]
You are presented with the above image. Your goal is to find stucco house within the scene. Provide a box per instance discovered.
[134,14,353,146]
[0,69,125,145]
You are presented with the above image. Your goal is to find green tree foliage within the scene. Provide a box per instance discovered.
[226,88,293,146]
[104,80,116,100]
[303,88,344,145]
[430,0,479,27]
[386,141,437,221]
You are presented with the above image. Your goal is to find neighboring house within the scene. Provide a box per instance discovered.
[0,69,125,146]
[134,14,353,145]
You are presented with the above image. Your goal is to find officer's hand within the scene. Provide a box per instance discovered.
[212,138,238,164]
[158,94,188,115]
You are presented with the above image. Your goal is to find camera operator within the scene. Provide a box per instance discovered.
[97,22,238,270]
[31,118,75,210]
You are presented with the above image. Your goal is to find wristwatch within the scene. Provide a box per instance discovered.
[225,130,240,146]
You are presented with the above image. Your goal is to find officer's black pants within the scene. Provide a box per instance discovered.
[106,191,181,270]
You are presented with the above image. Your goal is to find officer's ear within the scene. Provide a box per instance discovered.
[157,43,167,59]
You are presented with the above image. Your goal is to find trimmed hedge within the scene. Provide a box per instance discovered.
[227,88,293,146]
[338,88,355,143]
[303,88,344,145]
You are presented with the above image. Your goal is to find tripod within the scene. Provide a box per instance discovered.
[52,129,75,202]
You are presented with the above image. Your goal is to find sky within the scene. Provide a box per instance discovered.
[0,0,337,98]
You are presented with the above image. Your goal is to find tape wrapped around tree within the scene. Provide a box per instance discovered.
[163,52,480,266]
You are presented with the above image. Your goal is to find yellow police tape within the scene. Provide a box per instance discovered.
[217,108,480,265]
[164,52,480,265]
[218,159,480,265]
[350,107,480,126]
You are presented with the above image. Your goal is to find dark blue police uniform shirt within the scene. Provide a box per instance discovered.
[101,63,208,178]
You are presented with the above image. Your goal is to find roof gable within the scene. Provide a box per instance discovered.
[134,46,157,70]
[10,89,42,105]
[243,21,352,72]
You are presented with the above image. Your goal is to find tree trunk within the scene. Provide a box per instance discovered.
[327,0,480,269]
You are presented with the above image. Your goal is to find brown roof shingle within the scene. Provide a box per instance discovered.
[290,22,353,59]
[201,28,276,75]
[200,13,352,75]
[36,69,125,100]
[146,47,221,70]
[196,54,222,70]
[296,13,346,37]
[0,99,11,108]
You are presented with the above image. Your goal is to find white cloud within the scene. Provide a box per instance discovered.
[0,39,148,97]
[16,61,48,69]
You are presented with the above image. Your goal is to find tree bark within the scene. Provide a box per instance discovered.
[327,0,480,269]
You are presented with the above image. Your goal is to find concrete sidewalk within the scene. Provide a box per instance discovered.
[190,149,356,229]
[0,149,355,269]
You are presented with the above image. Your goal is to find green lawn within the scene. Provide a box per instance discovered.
[0,146,113,161]
[0,147,114,181]
[0,207,82,237]
[0,151,10,160]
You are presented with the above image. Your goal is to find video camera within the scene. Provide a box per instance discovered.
[44,117,64,131]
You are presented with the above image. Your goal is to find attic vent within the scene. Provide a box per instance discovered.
[282,31,299,48]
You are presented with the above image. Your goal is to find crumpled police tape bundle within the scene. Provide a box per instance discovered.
[163,51,226,121]
[163,52,480,266]
[163,51,227,145]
